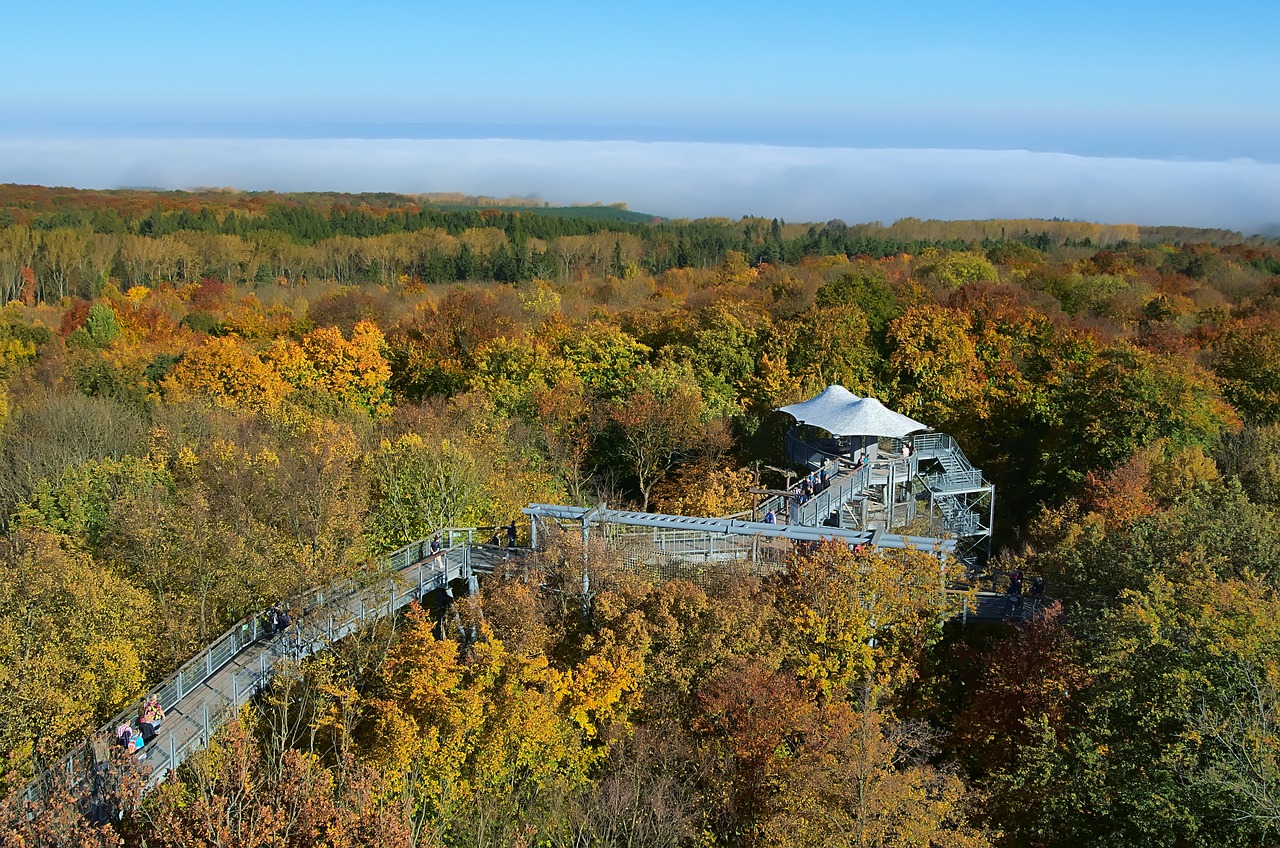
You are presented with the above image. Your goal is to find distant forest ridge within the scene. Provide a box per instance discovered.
[0,184,1262,246]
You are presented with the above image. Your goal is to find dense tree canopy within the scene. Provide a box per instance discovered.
[0,187,1278,846]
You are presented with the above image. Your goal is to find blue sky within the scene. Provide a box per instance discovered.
[4,1,1280,226]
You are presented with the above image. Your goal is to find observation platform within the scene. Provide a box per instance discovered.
[773,385,996,566]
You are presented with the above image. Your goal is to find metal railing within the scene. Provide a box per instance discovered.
[25,529,483,804]
[799,461,871,526]
[924,469,986,491]
[906,433,976,474]
[766,433,873,526]
[628,531,760,562]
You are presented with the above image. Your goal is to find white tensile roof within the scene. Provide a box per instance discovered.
[777,385,930,438]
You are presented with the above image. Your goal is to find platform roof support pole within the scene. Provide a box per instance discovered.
[988,485,996,558]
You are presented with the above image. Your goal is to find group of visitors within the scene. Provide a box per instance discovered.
[763,462,837,525]
[487,521,519,548]
[793,466,831,507]
[113,695,165,755]
[1006,569,1045,614]
[264,604,292,637]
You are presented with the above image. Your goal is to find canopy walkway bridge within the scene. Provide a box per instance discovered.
[24,530,514,805]
[28,426,1006,808]
[521,504,1036,627]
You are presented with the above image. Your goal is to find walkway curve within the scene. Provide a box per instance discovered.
[25,534,504,803]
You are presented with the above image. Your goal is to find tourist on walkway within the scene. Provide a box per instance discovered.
[1006,569,1024,615]
[116,722,135,752]
[430,534,441,555]
[264,605,280,636]
[140,695,164,744]
[507,521,517,547]
[764,508,776,524]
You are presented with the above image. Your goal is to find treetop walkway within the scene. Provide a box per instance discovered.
[28,392,1006,806]
[29,499,1024,809]
[522,503,956,560]
[24,529,509,805]
[523,503,1035,626]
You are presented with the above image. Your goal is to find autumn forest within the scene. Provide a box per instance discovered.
[4,184,1280,848]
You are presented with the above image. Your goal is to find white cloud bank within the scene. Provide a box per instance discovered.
[2,137,1277,232]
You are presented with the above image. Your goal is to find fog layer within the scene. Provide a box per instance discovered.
[3,137,1276,232]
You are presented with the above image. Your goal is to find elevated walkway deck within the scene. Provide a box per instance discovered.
[26,536,500,803]
[961,592,1051,624]
[523,503,982,619]
[523,504,956,560]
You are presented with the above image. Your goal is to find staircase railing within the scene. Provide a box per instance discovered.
[924,469,986,491]
[800,461,870,525]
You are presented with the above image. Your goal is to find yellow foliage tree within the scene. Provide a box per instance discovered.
[0,528,155,784]
[162,336,293,412]
[266,320,391,416]
[885,304,988,425]
[773,541,956,700]
[762,702,992,848]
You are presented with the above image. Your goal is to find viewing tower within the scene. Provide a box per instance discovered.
[771,386,994,566]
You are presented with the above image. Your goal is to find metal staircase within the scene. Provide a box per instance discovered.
[904,433,995,564]
[772,431,994,568]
